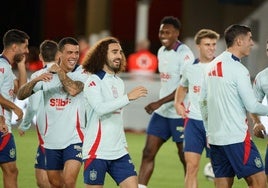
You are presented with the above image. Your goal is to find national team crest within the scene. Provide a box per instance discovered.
[89,169,97,181]
[254,157,263,168]
[9,148,16,158]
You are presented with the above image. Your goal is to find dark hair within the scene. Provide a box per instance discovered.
[39,40,58,62]
[194,29,220,45]
[160,16,181,30]
[58,37,79,52]
[224,24,251,48]
[82,37,126,73]
[3,29,29,48]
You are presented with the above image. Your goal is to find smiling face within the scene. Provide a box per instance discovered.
[59,44,79,72]
[104,43,123,74]
[238,32,254,58]
[158,24,179,50]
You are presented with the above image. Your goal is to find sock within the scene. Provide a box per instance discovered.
[138,184,147,188]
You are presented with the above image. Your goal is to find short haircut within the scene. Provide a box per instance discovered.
[3,29,29,48]
[160,16,181,30]
[224,24,251,48]
[58,37,79,52]
[39,40,58,62]
[194,29,220,45]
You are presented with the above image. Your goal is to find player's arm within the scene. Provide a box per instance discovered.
[17,72,52,100]
[174,86,188,118]
[0,115,8,135]
[0,94,23,121]
[144,90,176,114]
[49,64,84,96]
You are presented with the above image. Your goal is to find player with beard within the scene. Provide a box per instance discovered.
[82,37,148,188]
[0,29,29,188]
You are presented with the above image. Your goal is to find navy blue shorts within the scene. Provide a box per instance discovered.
[83,154,137,185]
[146,113,184,142]
[0,133,16,163]
[45,143,82,170]
[184,118,210,157]
[210,139,264,179]
[35,145,46,169]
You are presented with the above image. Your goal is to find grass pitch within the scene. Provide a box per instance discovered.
[1,128,266,187]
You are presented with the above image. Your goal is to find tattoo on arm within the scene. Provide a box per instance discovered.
[57,69,84,95]
[17,80,37,100]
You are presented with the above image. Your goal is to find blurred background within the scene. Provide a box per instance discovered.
[2,0,268,130]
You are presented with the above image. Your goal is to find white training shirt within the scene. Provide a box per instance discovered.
[19,63,55,143]
[202,51,268,145]
[180,59,210,120]
[33,65,89,149]
[0,55,17,130]
[155,42,195,118]
[82,70,130,160]
[253,67,268,132]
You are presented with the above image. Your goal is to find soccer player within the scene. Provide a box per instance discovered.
[18,39,59,188]
[17,37,89,188]
[82,37,148,188]
[174,29,220,188]
[250,40,268,182]
[0,29,29,188]
[200,24,268,188]
[138,16,194,188]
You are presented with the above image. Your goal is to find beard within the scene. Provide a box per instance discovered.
[106,61,120,73]
[13,53,25,64]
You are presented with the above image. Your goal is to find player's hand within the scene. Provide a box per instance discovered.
[13,106,24,121]
[145,101,161,114]
[253,123,266,139]
[0,124,8,136]
[175,103,187,118]
[127,86,148,101]
[18,128,25,136]
[49,63,61,73]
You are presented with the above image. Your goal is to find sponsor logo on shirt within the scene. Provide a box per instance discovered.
[0,68,4,73]
[193,85,201,93]
[49,98,71,110]
[160,72,171,82]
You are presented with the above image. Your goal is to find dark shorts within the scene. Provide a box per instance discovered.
[0,133,16,163]
[147,113,184,142]
[210,139,264,179]
[83,154,137,185]
[184,118,210,157]
[45,143,82,170]
[35,145,46,169]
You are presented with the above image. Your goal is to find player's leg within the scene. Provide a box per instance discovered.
[35,145,51,188]
[184,152,201,188]
[45,148,64,188]
[62,143,82,188]
[1,161,18,188]
[184,119,208,187]
[138,134,164,185]
[0,133,18,188]
[138,113,168,186]
[35,168,51,188]
[170,118,186,174]
[109,154,137,188]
